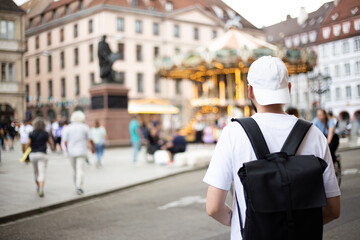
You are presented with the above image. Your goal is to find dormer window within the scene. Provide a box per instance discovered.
[165,1,173,11]
[317,16,323,24]
[309,18,315,25]
[333,24,341,36]
[79,0,84,10]
[351,7,358,15]
[40,14,44,24]
[331,13,339,21]
[29,18,33,27]
[65,5,70,14]
[53,9,56,19]
[132,0,139,7]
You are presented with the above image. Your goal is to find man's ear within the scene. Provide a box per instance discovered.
[288,82,292,92]
[248,84,254,100]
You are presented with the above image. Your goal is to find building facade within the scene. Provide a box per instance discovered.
[317,0,360,119]
[0,0,26,123]
[264,2,335,119]
[22,0,259,123]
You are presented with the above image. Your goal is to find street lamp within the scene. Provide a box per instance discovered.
[309,73,331,108]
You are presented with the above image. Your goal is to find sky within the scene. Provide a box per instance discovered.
[14,0,332,28]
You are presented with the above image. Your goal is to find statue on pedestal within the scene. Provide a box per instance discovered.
[98,35,120,83]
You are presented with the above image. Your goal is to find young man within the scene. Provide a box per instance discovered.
[203,56,340,239]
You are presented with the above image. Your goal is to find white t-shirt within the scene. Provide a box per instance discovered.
[62,122,90,157]
[90,126,106,145]
[203,113,341,240]
[19,124,34,144]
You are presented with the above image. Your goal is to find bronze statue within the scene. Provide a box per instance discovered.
[98,35,120,83]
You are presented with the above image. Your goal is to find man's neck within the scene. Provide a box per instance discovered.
[256,104,286,114]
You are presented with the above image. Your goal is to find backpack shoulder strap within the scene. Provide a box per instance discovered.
[281,119,312,156]
[231,118,270,159]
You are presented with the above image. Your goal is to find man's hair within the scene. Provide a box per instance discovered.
[33,117,46,132]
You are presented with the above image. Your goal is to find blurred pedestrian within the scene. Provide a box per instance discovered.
[63,111,95,195]
[203,124,215,144]
[90,120,107,167]
[129,115,142,164]
[193,116,204,144]
[4,122,16,150]
[27,117,54,197]
[161,129,187,163]
[313,109,339,162]
[19,119,34,153]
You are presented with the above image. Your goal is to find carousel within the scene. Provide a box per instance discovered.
[156,28,317,140]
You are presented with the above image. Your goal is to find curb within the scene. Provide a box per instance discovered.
[338,146,360,152]
[0,165,208,225]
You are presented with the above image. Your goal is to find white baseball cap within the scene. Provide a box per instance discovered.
[247,56,290,106]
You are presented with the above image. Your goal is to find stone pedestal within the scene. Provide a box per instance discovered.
[86,83,131,146]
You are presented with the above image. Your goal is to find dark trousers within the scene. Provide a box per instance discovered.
[329,133,339,162]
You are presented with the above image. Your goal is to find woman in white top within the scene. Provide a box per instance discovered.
[90,120,107,167]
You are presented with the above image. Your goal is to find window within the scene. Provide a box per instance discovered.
[355,39,360,51]
[48,55,52,72]
[346,86,351,98]
[136,45,142,61]
[333,24,341,36]
[324,66,329,76]
[79,0,84,9]
[1,63,6,81]
[35,36,39,49]
[153,22,159,35]
[358,85,360,97]
[25,60,28,77]
[325,90,331,101]
[8,21,14,39]
[61,78,66,98]
[75,75,80,96]
[74,48,79,65]
[131,0,138,7]
[332,43,338,56]
[322,27,330,39]
[356,61,360,74]
[117,18,124,32]
[25,40,28,52]
[335,87,341,99]
[60,28,64,42]
[47,32,51,46]
[342,41,349,54]
[212,30,217,39]
[52,9,56,20]
[88,19,93,33]
[154,74,160,93]
[36,82,41,102]
[175,47,180,54]
[8,63,14,82]
[25,84,29,102]
[90,72,95,85]
[48,80,53,98]
[89,44,94,62]
[154,46,159,58]
[174,25,179,38]
[0,20,6,39]
[175,80,181,94]
[165,1,173,11]
[74,24,78,38]
[36,57,40,74]
[118,43,125,60]
[40,14,44,24]
[115,71,125,84]
[60,51,65,69]
[65,5,70,15]
[342,22,350,34]
[136,20,142,33]
[29,18,33,28]
[194,27,199,40]
[355,19,360,31]
[137,73,143,93]
[335,65,340,77]
[344,63,350,76]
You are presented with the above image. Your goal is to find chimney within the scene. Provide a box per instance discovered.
[297,7,308,25]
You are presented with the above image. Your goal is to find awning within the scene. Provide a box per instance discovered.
[128,98,179,114]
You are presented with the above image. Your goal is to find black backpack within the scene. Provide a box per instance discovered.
[232,118,328,240]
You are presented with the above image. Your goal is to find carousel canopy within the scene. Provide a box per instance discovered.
[128,98,179,114]
[156,28,317,78]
